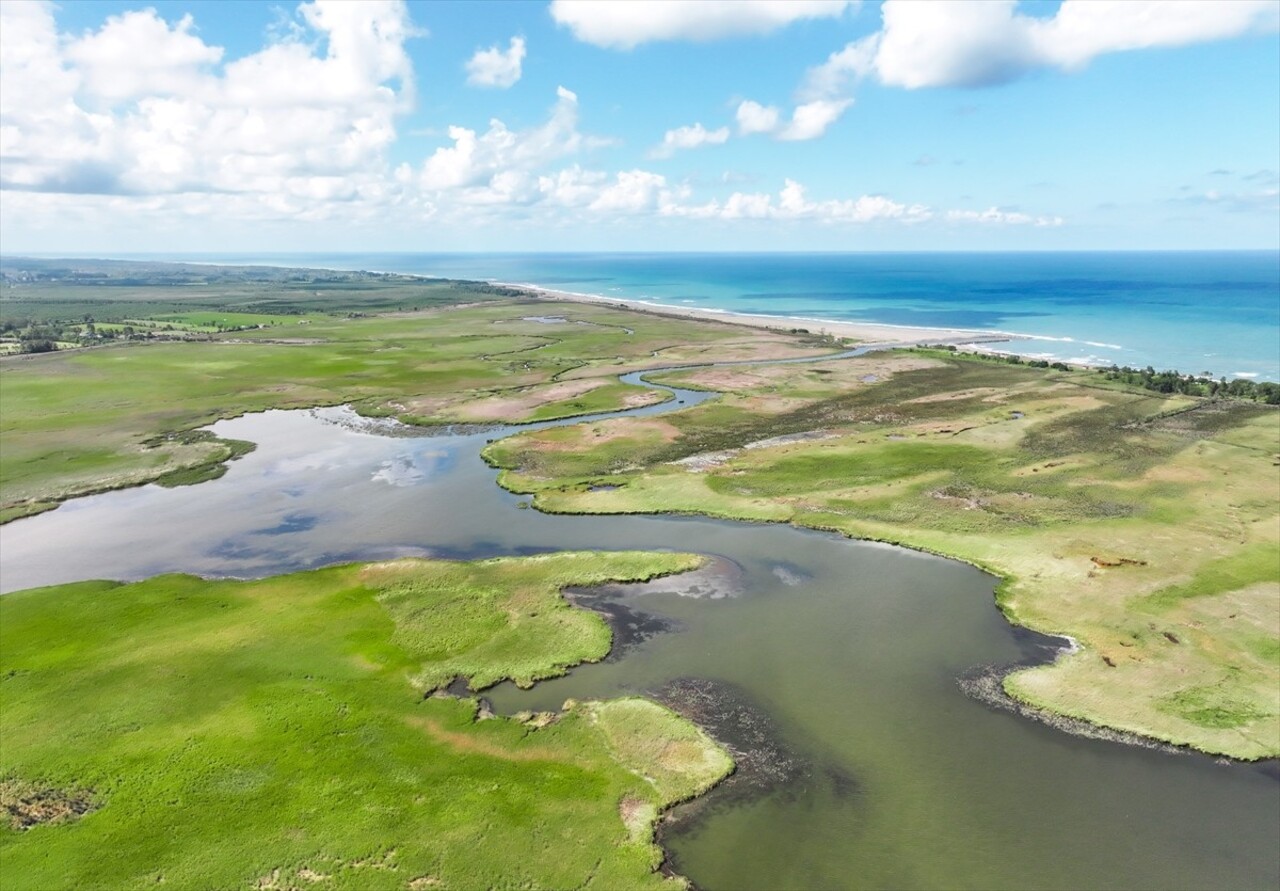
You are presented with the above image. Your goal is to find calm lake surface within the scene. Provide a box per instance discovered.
[3,380,1277,889]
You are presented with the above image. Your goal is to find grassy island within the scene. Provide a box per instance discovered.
[0,552,730,890]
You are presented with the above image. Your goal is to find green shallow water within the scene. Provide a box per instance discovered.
[2,371,1277,889]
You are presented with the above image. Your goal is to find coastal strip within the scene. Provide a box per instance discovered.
[504,282,1014,350]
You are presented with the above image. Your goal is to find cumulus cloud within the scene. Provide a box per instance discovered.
[465,36,525,88]
[64,9,223,102]
[821,0,1278,92]
[735,100,780,135]
[1,0,417,208]
[589,169,669,211]
[735,96,850,142]
[549,0,854,50]
[649,122,729,159]
[0,0,1074,237]
[777,99,851,141]
[407,86,593,192]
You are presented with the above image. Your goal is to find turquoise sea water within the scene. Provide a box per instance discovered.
[134,252,1279,380]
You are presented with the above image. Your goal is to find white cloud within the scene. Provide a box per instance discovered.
[777,99,851,141]
[649,122,729,159]
[798,36,878,101]
[663,178,932,223]
[1,1,1079,239]
[410,86,591,191]
[735,97,849,142]
[838,0,1278,91]
[65,10,223,103]
[946,207,1064,226]
[1036,0,1278,70]
[772,0,1276,142]
[537,165,609,207]
[589,169,668,211]
[0,1,112,193]
[1,0,417,205]
[735,100,780,135]
[549,0,855,50]
[465,36,525,88]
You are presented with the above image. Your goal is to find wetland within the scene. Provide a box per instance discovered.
[2,262,1277,889]
[3,383,1277,890]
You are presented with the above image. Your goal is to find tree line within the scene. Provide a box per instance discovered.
[928,345,1280,405]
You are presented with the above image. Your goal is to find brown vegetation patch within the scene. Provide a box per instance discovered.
[618,794,655,842]
[453,378,610,421]
[930,488,990,511]
[670,353,939,396]
[651,338,823,364]
[1091,556,1148,568]
[658,738,707,772]
[621,390,668,409]
[406,716,562,763]
[1141,464,1212,485]
[1,778,96,830]
[906,386,1004,404]
[562,417,681,449]
[400,394,455,417]
[668,364,800,393]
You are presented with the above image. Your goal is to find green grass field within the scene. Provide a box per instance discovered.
[488,350,1280,759]
[0,552,730,890]
[0,258,511,323]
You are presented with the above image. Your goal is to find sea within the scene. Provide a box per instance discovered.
[127,251,1280,380]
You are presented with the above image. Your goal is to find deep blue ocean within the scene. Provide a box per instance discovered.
[132,252,1278,380]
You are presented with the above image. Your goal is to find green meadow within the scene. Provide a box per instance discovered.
[0,552,730,890]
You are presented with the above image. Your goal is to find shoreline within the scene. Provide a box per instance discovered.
[503,281,1015,350]
[12,255,1273,378]
[505,283,1277,383]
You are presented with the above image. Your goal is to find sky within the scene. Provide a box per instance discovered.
[1,0,1277,253]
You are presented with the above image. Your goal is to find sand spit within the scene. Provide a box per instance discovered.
[507,284,1012,349]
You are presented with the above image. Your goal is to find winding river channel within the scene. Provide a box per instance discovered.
[3,346,1277,890]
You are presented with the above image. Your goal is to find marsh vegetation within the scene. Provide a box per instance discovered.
[0,553,729,890]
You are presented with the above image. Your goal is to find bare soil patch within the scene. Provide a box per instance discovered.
[1,778,96,830]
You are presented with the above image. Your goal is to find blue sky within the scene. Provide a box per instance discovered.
[1,0,1277,252]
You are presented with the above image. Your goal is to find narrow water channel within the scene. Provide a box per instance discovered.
[2,352,1276,890]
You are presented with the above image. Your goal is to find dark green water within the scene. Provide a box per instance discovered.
[3,366,1277,889]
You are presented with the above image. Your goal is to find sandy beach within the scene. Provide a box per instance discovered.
[507,283,1012,349]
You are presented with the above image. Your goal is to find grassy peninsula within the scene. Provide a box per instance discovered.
[487,349,1280,759]
[0,552,731,890]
